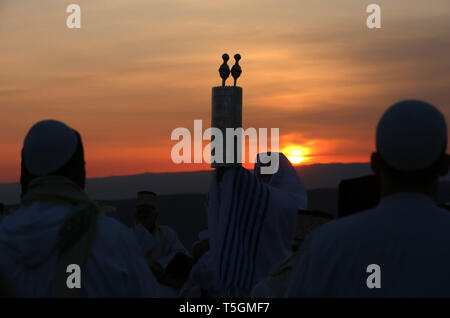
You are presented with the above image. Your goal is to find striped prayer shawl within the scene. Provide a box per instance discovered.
[207,154,307,293]
[208,167,271,290]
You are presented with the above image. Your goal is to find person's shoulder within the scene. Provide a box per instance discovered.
[433,205,450,218]
[316,208,376,234]
[14,201,71,215]
[304,208,378,249]
[426,205,450,230]
[1,202,70,229]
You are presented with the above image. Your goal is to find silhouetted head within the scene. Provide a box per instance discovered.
[254,152,308,210]
[20,120,86,197]
[222,53,229,61]
[371,100,449,199]
[136,191,158,233]
[234,54,241,62]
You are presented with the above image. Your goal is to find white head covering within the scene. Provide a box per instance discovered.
[376,100,447,171]
[22,120,78,176]
[255,152,308,210]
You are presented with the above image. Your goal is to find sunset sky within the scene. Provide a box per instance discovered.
[0,0,449,183]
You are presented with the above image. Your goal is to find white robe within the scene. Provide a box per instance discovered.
[206,153,307,294]
[286,193,450,297]
[0,201,161,297]
[135,224,188,269]
[134,224,188,297]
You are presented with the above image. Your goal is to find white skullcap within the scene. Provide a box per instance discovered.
[23,120,78,176]
[376,100,447,171]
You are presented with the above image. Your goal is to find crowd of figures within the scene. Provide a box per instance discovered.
[0,99,450,297]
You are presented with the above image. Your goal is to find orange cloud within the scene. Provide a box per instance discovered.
[0,0,449,183]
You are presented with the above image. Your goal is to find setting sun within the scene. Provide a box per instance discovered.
[282,145,312,165]
[288,150,304,165]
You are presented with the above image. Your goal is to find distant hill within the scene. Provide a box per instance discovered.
[0,163,373,204]
[1,162,449,204]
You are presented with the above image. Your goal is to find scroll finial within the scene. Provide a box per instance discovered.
[231,54,242,86]
[219,54,230,87]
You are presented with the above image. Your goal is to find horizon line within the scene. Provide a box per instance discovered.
[0,161,371,185]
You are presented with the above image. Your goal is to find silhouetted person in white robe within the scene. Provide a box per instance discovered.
[287,100,450,297]
[0,120,160,297]
[134,191,192,294]
[207,152,307,297]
